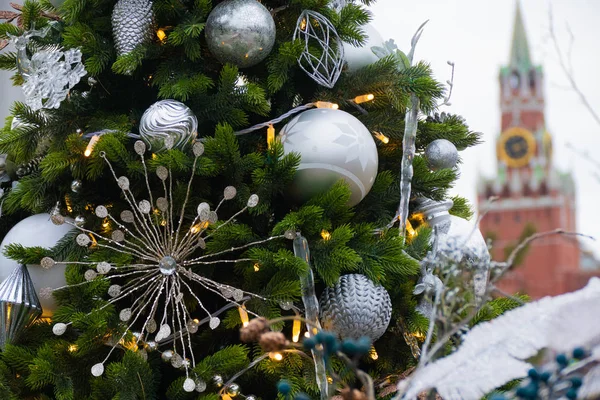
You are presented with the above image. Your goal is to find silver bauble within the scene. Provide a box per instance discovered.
[319,274,392,342]
[112,0,154,57]
[205,0,276,68]
[74,215,86,227]
[279,109,378,206]
[414,198,490,301]
[226,383,240,396]
[424,139,458,171]
[139,100,198,152]
[0,214,74,316]
[0,264,42,349]
[70,179,82,193]
[343,23,385,71]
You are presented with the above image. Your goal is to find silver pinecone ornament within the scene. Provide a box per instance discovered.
[112,0,154,57]
[320,274,392,342]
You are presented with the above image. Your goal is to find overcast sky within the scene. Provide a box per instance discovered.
[370,0,600,254]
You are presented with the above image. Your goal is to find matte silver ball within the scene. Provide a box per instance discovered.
[343,23,385,71]
[424,139,458,171]
[280,109,378,206]
[70,179,82,193]
[319,274,392,342]
[205,0,276,68]
[139,100,198,153]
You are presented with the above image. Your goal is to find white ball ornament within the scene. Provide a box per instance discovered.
[343,23,385,71]
[0,214,74,316]
[205,0,276,68]
[279,109,378,206]
[139,100,198,153]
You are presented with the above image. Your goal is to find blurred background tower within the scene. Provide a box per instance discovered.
[477,2,598,298]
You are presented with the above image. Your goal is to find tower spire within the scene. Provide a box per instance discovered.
[509,1,532,71]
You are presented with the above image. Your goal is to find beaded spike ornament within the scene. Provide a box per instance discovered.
[44,138,294,392]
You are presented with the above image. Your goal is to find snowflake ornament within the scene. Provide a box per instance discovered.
[45,138,294,391]
[9,27,86,111]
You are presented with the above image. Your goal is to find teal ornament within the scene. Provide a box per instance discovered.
[0,264,42,349]
[277,380,291,395]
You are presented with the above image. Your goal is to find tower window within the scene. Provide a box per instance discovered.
[509,70,520,89]
[514,212,521,222]
[529,70,536,92]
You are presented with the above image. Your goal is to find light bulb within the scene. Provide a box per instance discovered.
[85,135,100,157]
[292,319,301,343]
[320,230,331,240]
[353,94,375,104]
[315,101,339,109]
[267,125,275,149]
[374,131,390,144]
[238,305,249,327]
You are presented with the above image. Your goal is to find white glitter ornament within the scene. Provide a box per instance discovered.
[205,0,276,68]
[52,323,67,336]
[183,378,196,392]
[91,363,104,377]
[279,109,378,206]
[139,100,198,152]
[320,274,392,342]
[293,10,344,88]
[112,0,154,57]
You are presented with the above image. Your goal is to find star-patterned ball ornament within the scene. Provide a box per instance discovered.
[279,109,378,206]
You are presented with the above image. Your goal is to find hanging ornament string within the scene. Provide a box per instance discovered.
[233,101,338,136]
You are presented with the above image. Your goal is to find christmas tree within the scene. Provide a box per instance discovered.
[0,0,537,399]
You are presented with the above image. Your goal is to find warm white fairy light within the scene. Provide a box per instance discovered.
[45,138,294,392]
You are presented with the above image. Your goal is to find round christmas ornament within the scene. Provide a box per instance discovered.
[413,198,490,300]
[0,214,73,316]
[319,274,392,342]
[139,100,198,152]
[424,139,458,171]
[112,0,154,57]
[205,0,276,68]
[343,23,385,72]
[279,109,378,206]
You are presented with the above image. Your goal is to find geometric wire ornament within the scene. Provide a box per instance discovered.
[293,10,344,89]
[44,138,294,392]
[0,264,43,349]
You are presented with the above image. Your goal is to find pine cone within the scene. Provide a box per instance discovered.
[259,331,288,352]
[112,0,154,56]
[340,387,368,400]
[240,317,269,343]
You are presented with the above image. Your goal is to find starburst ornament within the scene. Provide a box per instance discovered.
[45,138,293,391]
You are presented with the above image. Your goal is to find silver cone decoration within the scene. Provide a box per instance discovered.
[0,264,42,349]
[112,0,154,57]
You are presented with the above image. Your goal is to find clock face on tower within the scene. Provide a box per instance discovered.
[498,127,536,168]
